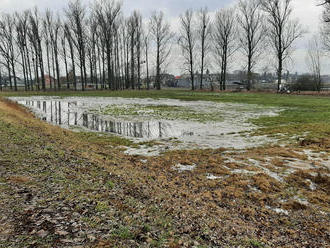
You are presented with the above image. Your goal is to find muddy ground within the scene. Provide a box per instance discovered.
[0,97,329,247]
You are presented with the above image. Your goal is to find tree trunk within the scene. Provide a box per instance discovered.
[12,60,17,91]
[46,41,52,89]
[106,44,112,90]
[62,39,69,89]
[68,38,77,91]
[247,51,252,91]
[156,44,161,90]
[54,46,61,90]
[26,48,33,91]
[130,34,135,90]
[190,45,194,91]
[278,53,283,92]
[51,43,56,90]
[102,44,106,89]
[146,44,149,90]
[200,37,205,90]
[21,49,28,91]
[7,60,12,90]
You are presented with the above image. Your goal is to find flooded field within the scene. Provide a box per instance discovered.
[10,96,281,153]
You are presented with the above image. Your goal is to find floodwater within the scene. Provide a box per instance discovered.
[10,96,281,153]
[18,100,182,139]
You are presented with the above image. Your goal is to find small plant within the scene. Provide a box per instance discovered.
[95,201,110,212]
[106,180,115,189]
[249,239,265,248]
[142,224,152,233]
[111,226,134,240]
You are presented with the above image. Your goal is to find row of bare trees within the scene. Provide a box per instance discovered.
[0,0,304,92]
[0,0,174,91]
[177,0,304,91]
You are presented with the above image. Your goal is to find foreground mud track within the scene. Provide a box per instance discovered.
[0,98,329,247]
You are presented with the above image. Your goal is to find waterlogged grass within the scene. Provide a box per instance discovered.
[2,89,330,138]
[98,104,225,123]
[246,94,330,138]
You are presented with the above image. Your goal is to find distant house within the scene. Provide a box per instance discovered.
[44,75,56,88]
[36,75,56,88]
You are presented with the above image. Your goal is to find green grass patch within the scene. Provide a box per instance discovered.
[106,180,115,189]
[98,103,225,122]
[111,226,135,240]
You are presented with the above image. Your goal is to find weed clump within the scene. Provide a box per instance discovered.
[252,173,281,193]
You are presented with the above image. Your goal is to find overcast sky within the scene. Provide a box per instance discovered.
[0,0,327,75]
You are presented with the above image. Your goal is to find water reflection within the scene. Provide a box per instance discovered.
[19,100,193,139]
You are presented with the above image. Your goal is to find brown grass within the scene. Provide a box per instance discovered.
[8,175,31,183]
[300,138,330,148]
[252,173,282,193]
[282,200,308,211]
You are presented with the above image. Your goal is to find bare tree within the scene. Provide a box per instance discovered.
[149,11,173,90]
[307,35,322,92]
[65,0,88,91]
[43,16,53,89]
[45,10,61,89]
[60,34,69,89]
[178,9,197,91]
[237,0,266,91]
[213,8,237,91]
[197,7,212,90]
[15,11,30,91]
[143,31,150,90]
[118,20,126,90]
[94,0,121,90]
[122,20,130,89]
[321,2,330,61]
[260,0,304,91]
[86,12,98,89]
[64,23,77,90]
[0,14,18,91]
[28,8,46,91]
[127,11,142,90]
[135,14,143,90]
[320,0,330,22]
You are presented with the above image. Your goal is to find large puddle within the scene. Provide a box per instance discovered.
[10,96,281,154]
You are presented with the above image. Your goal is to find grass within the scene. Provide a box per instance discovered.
[75,131,136,147]
[0,91,329,247]
[106,180,115,189]
[98,104,225,122]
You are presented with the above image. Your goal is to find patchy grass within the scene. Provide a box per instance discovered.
[98,103,225,122]
[74,131,136,148]
[111,226,135,240]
